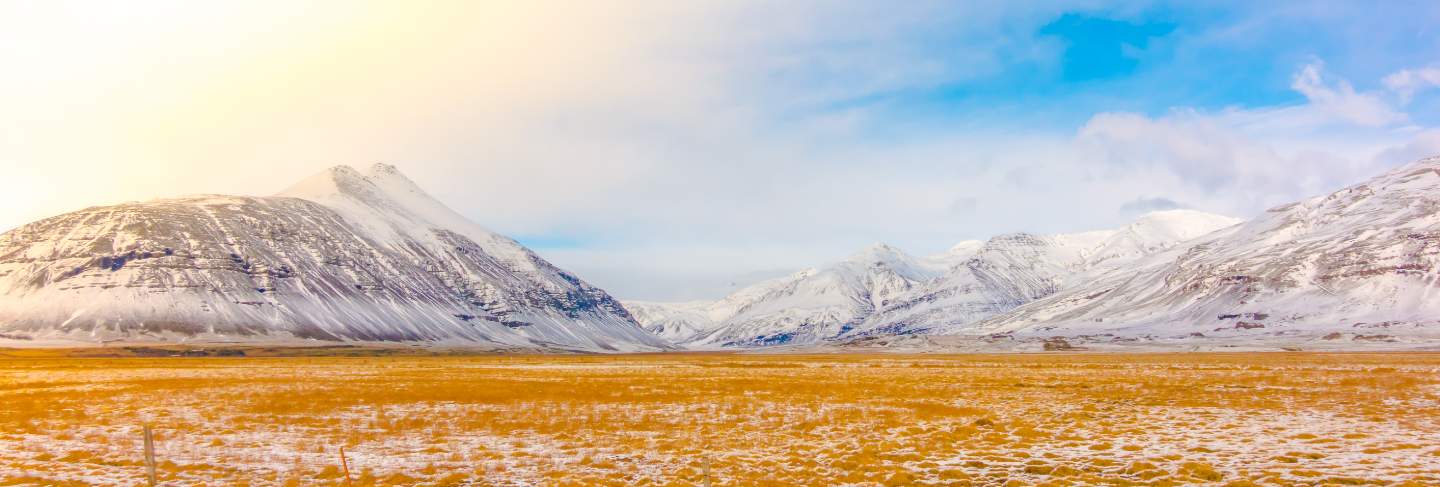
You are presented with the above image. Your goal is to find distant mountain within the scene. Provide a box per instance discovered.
[968,156,1440,345]
[852,209,1241,338]
[680,244,957,347]
[623,300,717,342]
[629,210,1238,348]
[0,164,671,351]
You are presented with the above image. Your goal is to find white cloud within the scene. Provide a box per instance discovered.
[1071,62,1434,228]
[1383,67,1440,103]
[1077,109,1375,212]
[1288,61,1407,127]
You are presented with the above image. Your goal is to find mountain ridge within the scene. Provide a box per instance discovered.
[629,209,1241,348]
[962,156,1440,346]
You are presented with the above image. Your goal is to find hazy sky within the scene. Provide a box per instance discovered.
[4,1,1440,301]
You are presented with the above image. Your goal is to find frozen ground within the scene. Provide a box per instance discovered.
[1,351,1437,485]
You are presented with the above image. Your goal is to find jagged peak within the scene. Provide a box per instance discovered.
[363,163,430,198]
[986,232,1045,245]
[367,162,402,177]
[279,163,434,205]
[330,164,366,177]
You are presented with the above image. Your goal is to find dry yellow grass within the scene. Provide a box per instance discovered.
[2,351,1438,485]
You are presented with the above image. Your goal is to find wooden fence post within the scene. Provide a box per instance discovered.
[703,455,712,487]
[340,446,353,485]
[143,425,157,486]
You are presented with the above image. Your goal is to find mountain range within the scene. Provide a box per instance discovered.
[630,156,1440,350]
[4,157,1440,351]
[627,209,1240,348]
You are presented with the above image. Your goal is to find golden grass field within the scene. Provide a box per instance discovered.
[1,349,1438,486]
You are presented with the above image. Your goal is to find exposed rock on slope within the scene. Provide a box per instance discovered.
[0,164,670,351]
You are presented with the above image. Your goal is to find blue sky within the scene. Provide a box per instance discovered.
[777,2,1438,132]
[4,1,1440,300]
[512,1,1440,299]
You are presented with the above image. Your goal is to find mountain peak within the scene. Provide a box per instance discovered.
[278,165,382,201]
[330,164,365,177]
[363,163,429,198]
[948,240,984,253]
[1132,208,1234,224]
[367,162,401,177]
[279,163,433,208]
[986,232,1046,246]
[846,242,908,263]
[862,242,898,252]
[1117,209,1240,242]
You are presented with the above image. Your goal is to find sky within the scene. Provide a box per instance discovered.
[3,1,1440,301]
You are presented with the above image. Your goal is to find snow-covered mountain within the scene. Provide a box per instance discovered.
[851,209,1241,338]
[678,244,958,347]
[967,156,1440,344]
[629,209,1238,348]
[623,300,717,342]
[0,164,671,351]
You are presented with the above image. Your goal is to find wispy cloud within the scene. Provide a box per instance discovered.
[1383,67,1440,103]
[1289,61,1407,127]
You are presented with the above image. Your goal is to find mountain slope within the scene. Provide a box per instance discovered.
[968,156,1440,343]
[623,269,832,344]
[631,210,1239,348]
[623,300,718,342]
[0,164,670,351]
[848,210,1241,338]
[660,244,953,347]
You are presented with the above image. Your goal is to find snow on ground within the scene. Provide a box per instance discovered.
[1,353,1437,485]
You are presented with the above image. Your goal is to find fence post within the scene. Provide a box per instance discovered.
[703,455,712,487]
[143,425,157,486]
[340,446,353,485]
